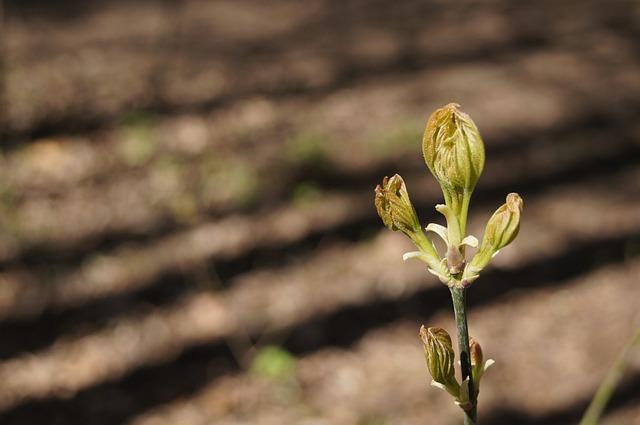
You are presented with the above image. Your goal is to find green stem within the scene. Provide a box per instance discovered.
[459,190,472,238]
[579,327,640,425]
[450,287,477,425]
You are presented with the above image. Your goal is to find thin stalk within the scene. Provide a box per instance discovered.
[579,327,640,425]
[450,286,476,425]
[412,230,442,271]
[458,191,472,238]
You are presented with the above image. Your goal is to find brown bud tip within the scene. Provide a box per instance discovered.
[419,325,428,343]
[506,192,523,214]
[469,337,484,367]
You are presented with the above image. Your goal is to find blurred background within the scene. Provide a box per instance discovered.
[0,0,640,424]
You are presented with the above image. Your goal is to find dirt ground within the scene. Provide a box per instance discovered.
[1,0,640,424]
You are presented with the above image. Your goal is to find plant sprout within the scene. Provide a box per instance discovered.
[374,103,523,424]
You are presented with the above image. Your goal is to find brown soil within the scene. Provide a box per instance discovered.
[0,0,639,424]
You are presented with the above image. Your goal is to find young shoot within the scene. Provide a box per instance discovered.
[374,103,523,425]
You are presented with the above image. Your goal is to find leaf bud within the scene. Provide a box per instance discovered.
[468,337,494,396]
[469,337,483,380]
[466,193,523,280]
[422,103,485,197]
[419,326,460,396]
[374,174,421,236]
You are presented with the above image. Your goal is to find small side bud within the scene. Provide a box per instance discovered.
[469,337,483,382]
[374,174,421,235]
[419,326,460,397]
[468,337,494,397]
[465,193,523,279]
[423,103,485,196]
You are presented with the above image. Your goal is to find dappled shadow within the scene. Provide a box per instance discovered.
[482,372,640,425]
[1,0,640,424]
[3,0,637,141]
[2,97,637,273]
[0,136,638,360]
[0,121,638,360]
[0,226,636,424]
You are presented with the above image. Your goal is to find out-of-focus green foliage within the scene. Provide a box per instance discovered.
[118,112,157,166]
[250,345,297,382]
[292,181,323,206]
[199,155,259,209]
[372,123,422,157]
[285,131,329,167]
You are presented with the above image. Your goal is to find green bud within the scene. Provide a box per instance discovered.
[423,103,485,197]
[374,174,421,235]
[419,326,460,397]
[465,193,523,282]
